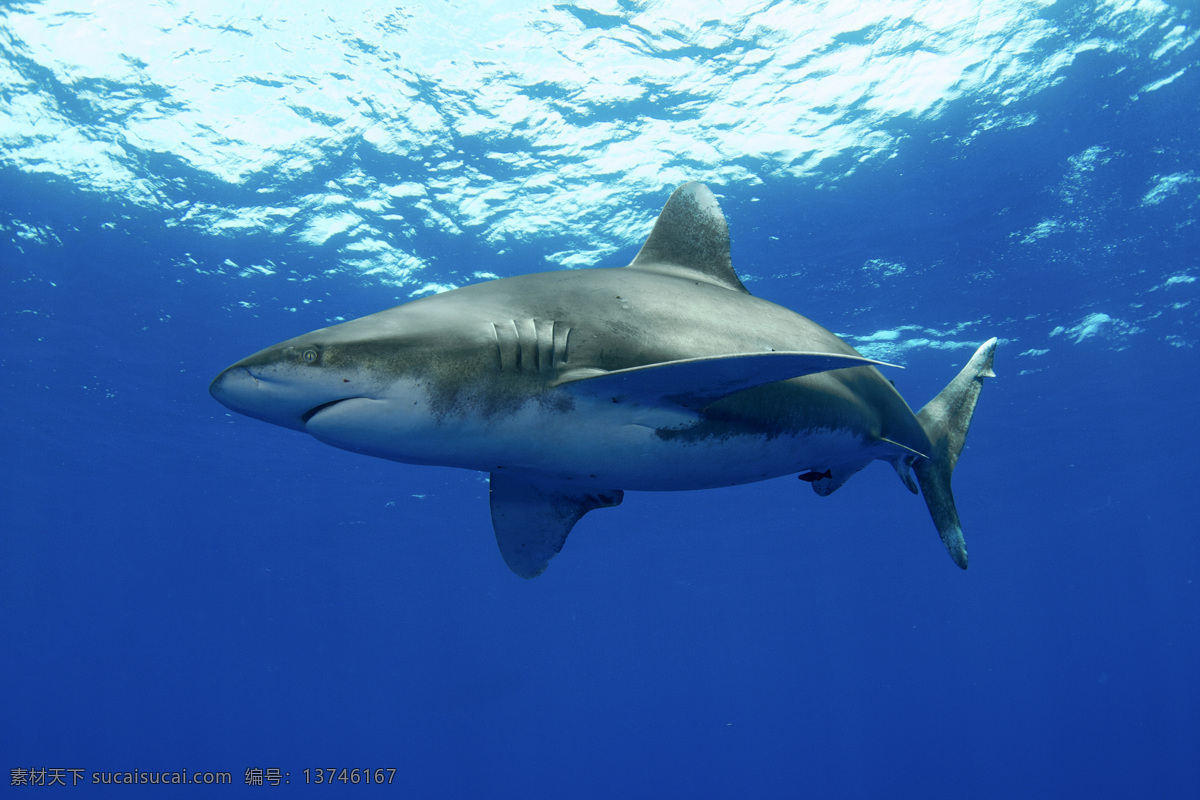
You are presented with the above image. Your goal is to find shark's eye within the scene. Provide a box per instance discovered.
[301,348,320,365]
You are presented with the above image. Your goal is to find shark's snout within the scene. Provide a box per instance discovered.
[209,364,251,407]
[209,363,309,431]
[210,356,377,434]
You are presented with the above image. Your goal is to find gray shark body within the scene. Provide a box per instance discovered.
[211,183,996,577]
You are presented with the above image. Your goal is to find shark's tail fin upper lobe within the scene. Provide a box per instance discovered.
[912,338,997,569]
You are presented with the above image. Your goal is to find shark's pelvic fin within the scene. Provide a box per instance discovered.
[913,338,998,569]
[556,351,897,412]
[627,182,750,294]
[875,436,924,495]
[488,472,623,579]
[891,456,920,494]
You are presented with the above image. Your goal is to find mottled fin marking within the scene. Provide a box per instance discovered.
[627,182,750,294]
[489,472,623,578]
[913,338,998,569]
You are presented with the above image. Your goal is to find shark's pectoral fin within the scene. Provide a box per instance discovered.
[488,473,623,578]
[556,351,897,411]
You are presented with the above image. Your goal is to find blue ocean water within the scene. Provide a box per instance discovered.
[2,0,1198,796]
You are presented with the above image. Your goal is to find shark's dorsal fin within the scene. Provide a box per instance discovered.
[556,351,897,411]
[489,472,623,578]
[628,182,750,294]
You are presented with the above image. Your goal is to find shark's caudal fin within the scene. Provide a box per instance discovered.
[913,338,997,569]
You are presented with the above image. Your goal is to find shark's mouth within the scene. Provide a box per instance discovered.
[301,398,356,425]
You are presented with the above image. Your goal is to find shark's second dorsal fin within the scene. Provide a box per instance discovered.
[628,182,750,294]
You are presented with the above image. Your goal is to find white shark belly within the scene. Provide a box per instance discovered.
[305,389,876,490]
[495,423,876,490]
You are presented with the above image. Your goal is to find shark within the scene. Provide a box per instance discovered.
[210,182,996,578]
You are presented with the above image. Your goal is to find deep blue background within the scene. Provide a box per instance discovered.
[3,4,1199,798]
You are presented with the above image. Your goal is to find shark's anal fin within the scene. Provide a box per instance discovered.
[556,351,898,411]
[488,473,623,578]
